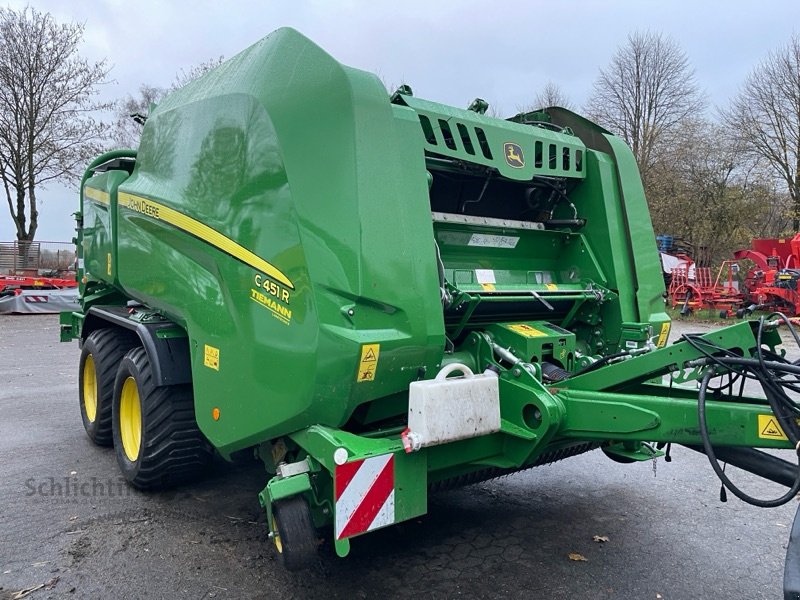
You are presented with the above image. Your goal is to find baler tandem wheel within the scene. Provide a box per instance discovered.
[111,347,213,489]
[78,328,137,446]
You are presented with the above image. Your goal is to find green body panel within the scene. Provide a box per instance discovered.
[82,170,130,286]
[396,94,587,181]
[64,28,794,551]
[602,133,669,327]
[83,29,445,454]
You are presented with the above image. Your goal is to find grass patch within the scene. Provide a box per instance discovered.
[666,306,736,325]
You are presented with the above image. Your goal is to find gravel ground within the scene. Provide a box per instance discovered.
[1,315,798,599]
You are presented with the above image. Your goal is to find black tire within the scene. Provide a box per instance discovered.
[78,328,138,446]
[272,496,319,571]
[112,347,213,490]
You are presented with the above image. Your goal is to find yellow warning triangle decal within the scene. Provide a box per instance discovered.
[761,418,783,437]
[362,349,377,362]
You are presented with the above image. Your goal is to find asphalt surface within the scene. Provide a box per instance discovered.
[1,315,799,599]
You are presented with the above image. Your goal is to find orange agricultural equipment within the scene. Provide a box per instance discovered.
[735,235,800,317]
[0,274,77,296]
[669,261,743,316]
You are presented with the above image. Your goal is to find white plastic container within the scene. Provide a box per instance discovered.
[403,363,501,452]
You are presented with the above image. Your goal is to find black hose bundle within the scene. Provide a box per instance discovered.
[684,312,800,507]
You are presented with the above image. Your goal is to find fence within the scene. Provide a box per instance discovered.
[0,241,76,275]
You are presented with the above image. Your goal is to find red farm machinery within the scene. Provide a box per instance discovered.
[735,235,800,318]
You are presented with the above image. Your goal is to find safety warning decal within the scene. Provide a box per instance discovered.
[356,344,380,382]
[508,323,546,337]
[757,414,787,440]
[335,454,395,540]
[656,322,670,348]
[204,344,220,371]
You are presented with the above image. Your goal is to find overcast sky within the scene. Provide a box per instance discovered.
[2,0,798,242]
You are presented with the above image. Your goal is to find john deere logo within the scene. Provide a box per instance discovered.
[504,142,524,168]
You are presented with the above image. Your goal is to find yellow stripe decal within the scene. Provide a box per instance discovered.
[118,191,294,289]
[84,186,110,205]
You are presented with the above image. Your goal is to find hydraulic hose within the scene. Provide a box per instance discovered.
[571,351,630,377]
[698,370,800,508]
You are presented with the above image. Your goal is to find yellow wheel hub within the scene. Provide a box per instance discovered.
[272,517,283,553]
[83,355,98,423]
[119,376,142,461]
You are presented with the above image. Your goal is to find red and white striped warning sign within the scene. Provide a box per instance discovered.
[24,295,49,303]
[335,453,395,540]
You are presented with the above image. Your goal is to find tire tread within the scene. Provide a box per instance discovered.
[274,496,319,571]
[114,347,213,489]
[79,328,138,446]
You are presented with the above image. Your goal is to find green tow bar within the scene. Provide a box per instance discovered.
[262,321,793,558]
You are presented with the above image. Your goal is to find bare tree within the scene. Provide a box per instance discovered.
[0,6,109,242]
[647,119,787,263]
[723,35,800,229]
[520,81,574,111]
[111,56,225,149]
[171,56,225,90]
[110,84,164,148]
[585,31,705,186]
[515,81,574,115]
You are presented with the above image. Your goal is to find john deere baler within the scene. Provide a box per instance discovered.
[62,28,800,584]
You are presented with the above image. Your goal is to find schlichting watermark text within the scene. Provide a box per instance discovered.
[24,475,133,501]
